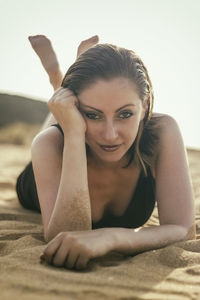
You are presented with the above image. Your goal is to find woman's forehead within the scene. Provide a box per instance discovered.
[78,77,141,107]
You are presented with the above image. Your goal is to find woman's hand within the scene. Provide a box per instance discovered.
[40,228,115,270]
[48,87,87,134]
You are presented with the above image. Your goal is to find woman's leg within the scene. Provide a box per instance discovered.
[28,34,99,132]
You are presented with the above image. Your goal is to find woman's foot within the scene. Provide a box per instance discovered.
[28,35,63,90]
[76,35,99,58]
[28,34,99,90]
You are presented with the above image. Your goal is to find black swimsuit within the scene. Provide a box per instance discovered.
[16,123,156,230]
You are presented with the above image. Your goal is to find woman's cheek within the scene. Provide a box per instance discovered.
[84,126,94,144]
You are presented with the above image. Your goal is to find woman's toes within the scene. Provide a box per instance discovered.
[83,35,99,44]
[88,35,99,41]
[77,35,99,57]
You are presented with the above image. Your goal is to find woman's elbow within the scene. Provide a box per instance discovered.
[44,230,50,243]
[182,224,196,241]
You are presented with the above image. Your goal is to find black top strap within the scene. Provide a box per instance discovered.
[51,123,64,136]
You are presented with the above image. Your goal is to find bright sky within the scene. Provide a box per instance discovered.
[1,0,200,148]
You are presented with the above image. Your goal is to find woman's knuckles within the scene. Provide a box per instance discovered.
[48,97,76,107]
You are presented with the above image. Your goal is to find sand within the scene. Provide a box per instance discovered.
[0,144,200,300]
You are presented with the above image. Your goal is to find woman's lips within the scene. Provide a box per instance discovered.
[99,144,122,152]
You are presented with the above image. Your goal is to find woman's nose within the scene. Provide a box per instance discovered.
[102,121,118,141]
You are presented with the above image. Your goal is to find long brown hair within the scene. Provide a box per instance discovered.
[61,43,162,177]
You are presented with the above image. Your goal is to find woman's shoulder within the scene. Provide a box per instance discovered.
[151,112,165,118]
[150,112,180,140]
[145,112,177,138]
[143,112,177,180]
[31,124,64,154]
[151,112,176,124]
[140,112,167,153]
[151,112,169,120]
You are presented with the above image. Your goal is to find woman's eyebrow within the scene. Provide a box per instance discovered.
[80,103,136,113]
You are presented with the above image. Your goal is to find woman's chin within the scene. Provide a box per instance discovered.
[94,148,128,163]
[86,142,131,163]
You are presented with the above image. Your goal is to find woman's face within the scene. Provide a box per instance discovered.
[78,77,148,168]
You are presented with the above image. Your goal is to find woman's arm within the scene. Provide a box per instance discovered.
[32,87,91,243]
[108,114,196,255]
[107,224,196,256]
[46,132,92,242]
[31,129,92,243]
[40,223,195,269]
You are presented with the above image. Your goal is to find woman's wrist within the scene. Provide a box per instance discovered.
[96,227,126,253]
[104,227,135,254]
[63,127,86,140]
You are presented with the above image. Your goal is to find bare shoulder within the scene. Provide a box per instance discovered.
[151,112,172,122]
[149,112,183,179]
[151,112,166,118]
[151,112,182,142]
[31,125,64,153]
[151,112,183,142]
[153,112,188,176]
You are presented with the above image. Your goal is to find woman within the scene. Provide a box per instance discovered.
[16,35,196,270]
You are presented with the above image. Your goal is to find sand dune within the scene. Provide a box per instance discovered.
[0,93,48,127]
[0,138,200,299]
[0,92,47,145]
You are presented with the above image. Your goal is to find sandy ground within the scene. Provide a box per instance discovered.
[0,144,200,300]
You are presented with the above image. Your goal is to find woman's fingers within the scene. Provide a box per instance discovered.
[75,252,91,270]
[64,247,80,269]
[50,234,92,270]
[40,253,45,260]
[41,230,105,270]
[64,247,91,270]
[42,232,64,264]
[52,241,70,267]
[49,234,83,269]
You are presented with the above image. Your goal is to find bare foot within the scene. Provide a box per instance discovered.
[28,35,63,90]
[76,35,99,58]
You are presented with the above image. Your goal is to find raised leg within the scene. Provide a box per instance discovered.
[28,35,63,91]
[28,34,99,131]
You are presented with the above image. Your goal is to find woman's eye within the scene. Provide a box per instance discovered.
[84,111,133,120]
[118,111,133,119]
[84,113,101,120]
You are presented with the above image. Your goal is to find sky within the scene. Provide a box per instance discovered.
[1,0,200,149]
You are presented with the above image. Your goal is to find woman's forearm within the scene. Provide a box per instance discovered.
[46,132,92,242]
[109,224,196,255]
